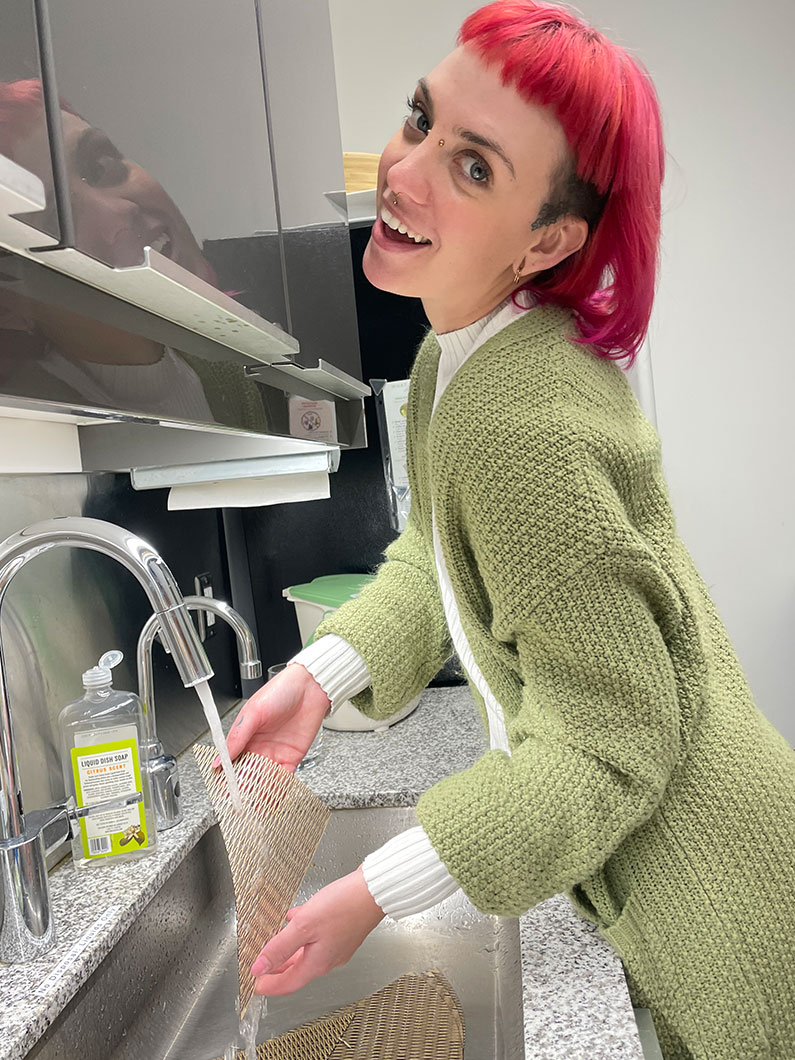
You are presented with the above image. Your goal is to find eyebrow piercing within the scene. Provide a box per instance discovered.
[438,139,445,147]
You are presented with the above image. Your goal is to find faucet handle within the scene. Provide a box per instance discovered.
[70,791,143,822]
[22,793,144,858]
[20,803,72,859]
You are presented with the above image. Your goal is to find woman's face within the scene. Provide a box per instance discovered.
[363,45,577,331]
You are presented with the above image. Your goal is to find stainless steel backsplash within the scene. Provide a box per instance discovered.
[0,471,240,831]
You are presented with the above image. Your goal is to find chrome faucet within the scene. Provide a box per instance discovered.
[0,517,213,963]
[136,595,262,831]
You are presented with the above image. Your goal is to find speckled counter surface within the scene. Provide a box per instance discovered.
[0,686,644,1060]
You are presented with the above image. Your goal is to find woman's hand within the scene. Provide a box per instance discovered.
[250,867,385,996]
[224,663,330,773]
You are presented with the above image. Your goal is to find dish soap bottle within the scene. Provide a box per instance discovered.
[59,650,157,867]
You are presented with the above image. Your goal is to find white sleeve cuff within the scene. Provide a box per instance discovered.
[361,825,461,920]
[291,634,371,714]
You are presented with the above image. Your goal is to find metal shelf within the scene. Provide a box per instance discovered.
[1,154,369,407]
[30,244,299,365]
[0,154,58,255]
[247,358,370,400]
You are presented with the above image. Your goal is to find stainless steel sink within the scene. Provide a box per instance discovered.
[27,807,525,1059]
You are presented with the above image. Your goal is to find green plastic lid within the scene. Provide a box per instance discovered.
[283,573,375,609]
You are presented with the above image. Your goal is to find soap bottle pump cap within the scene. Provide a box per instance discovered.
[82,649,124,690]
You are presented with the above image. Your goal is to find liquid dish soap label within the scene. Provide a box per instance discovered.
[60,648,157,867]
[71,725,149,858]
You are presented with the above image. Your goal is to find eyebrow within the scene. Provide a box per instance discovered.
[416,78,516,180]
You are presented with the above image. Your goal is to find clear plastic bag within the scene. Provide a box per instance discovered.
[370,378,411,532]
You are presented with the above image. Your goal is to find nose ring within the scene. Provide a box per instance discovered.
[392,193,399,205]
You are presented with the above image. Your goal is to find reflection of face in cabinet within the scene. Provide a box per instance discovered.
[46,0,280,238]
[10,97,216,283]
[0,0,362,387]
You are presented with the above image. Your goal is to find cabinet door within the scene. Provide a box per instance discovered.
[257,0,362,381]
[0,0,60,244]
[40,0,288,332]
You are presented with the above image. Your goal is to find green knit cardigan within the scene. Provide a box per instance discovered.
[318,305,795,1060]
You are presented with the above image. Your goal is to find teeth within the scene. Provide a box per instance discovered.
[380,206,431,244]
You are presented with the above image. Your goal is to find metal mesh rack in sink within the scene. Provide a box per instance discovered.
[218,969,466,1059]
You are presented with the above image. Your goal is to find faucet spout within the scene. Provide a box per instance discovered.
[137,595,261,743]
[0,517,213,962]
[136,595,262,830]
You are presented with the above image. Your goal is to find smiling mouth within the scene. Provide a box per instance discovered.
[380,206,432,245]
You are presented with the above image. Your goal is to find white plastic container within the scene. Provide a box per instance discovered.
[283,574,421,731]
[58,650,157,867]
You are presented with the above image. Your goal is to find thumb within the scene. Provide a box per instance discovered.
[251,914,308,976]
[224,699,262,762]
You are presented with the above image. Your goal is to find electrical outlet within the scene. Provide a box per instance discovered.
[193,572,215,640]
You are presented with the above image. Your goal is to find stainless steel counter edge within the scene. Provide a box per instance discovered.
[0,687,644,1060]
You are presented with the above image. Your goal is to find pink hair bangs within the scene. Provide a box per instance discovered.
[459,1,665,366]
[0,78,79,160]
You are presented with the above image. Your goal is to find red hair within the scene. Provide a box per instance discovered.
[459,1,665,366]
[0,79,78,159]
[1,80,44,158]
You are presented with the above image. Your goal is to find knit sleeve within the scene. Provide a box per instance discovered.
[415,549,683,916]
[312,505,452,720]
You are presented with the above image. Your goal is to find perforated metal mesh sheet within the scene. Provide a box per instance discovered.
[193,744,331,1014]
[218,970,465,1059]
[241,1010,354,1059]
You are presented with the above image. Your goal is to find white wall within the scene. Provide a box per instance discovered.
[329,0,795,741]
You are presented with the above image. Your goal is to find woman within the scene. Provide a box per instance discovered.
[225,4,795,1057]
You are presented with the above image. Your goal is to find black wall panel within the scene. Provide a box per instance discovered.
[242,226,462,685]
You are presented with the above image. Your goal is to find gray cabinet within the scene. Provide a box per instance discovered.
[42,0,288,330]
[256,0,361,380]
[0,0,364,415]
[0,0,60,244]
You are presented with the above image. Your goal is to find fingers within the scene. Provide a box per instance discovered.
[224,694,265,761]
[253,945,330,997]
[249,874,380,998]
[258,947,304,976]
[250,915,307,977]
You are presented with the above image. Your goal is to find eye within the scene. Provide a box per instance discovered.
[402,94,492,188]
[404,95,430,136]
[459,153,492,185]
[81,152,129,188]
[75,129,130,189]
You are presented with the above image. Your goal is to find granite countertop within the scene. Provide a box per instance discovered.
[0,686,644,1060]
